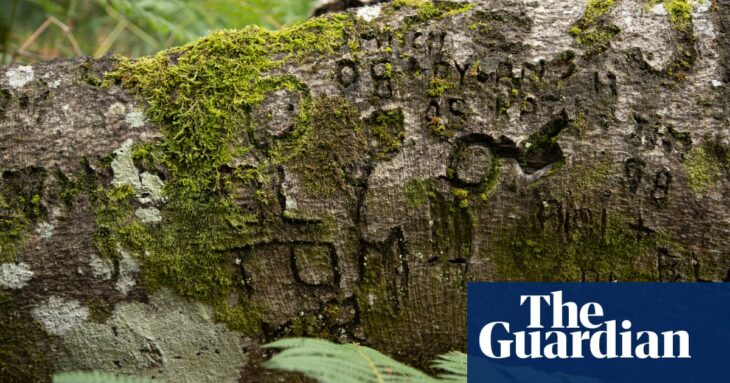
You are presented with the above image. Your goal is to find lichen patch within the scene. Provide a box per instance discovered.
[357,5,382,22]
[107,102,127,116]
[89,255,113,281]
[35,221,54,239]
[31,296,89,336]
[125,110,146,128]
[5,65,34,88]
[525,0,586,62]
[135,207,162,223]
[138,172,165,204]
[59,289,250,383]
[111,139,142,189]
[0,262,34,289]
[115,250,139,295]
[613,0,674,70]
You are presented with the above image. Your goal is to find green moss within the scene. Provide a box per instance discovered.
[384,62,393,78]
[583,0,616,21]
[55,171,84,207]
[288,312,332,339]
[428,77,450,97]
[442,3,475,17]
[479,156,501,202]
[520,117,566,170]
[100,14,363,332]
[570,113,588,135]
[665,0,693,30]
[0,196,30,264]
[88,0,467,339]
[0,291,58,382]
[643,1,697,80]
[347,38,360,52]
[391,0,474,43]
[275,97,368,196]
[92,181,263,332]
[649,0,694,31]
[107,13,354,198]
[392,0,444,21]
[569,0,620,52]
[213,300,263,334]
[451,188,469,209]
[493,213,672,281]
[128,142,165,172]
[428,119,449,138]
[558,161,615,196]
[497,102,510,118]
[403,178,435,209]
[85,299,114,323]
[392,0,473,20]
[574,27,620,48]
[684,146,723,193]
[357,263,399,322]
[0,168,46,263]
[367,109,406,158]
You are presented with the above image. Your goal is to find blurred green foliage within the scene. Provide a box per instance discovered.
[0,0,319,64]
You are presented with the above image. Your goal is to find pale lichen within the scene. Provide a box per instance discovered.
[35,221,54,239]
[89,255,113,281]
[357,5,382,22]
[138,172,165,204]
[0,262,34,289]
[5,65,34,88]
[107,102,126,116]
[31,296,89,336]
[115,250,139,295]
[125,110,146,128]
[134,207,162,223]
[59,289,250,383]
[111,139,142,189]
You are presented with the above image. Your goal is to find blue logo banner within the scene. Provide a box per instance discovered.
[467,283,730,383]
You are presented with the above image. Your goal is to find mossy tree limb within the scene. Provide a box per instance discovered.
[1,1,729,382]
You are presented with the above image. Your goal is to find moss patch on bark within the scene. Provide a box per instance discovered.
[99,13,365,333]
[569,0,620,53]
[684,139,729,193]
[492,212,677,282]
[0,291,58,382]
[0,168,46,264]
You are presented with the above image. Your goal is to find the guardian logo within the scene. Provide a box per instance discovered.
[479,291,691,360]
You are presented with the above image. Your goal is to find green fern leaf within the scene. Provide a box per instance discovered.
[264,338,441,383]
[431,351,466,383]
[52,371,154,383]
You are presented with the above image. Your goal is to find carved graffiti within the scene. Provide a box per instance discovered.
[337,59,359,87]
[371,61,393,98]
[652,169,672,208]
[624,157,645,194]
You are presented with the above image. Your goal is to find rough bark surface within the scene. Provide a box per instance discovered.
[1,0,729,382]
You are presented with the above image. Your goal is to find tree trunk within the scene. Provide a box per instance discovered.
[1,0,729,381]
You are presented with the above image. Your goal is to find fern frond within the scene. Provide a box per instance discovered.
[431,351,466,383]
[53,371,153,383]
[264,338,440,383]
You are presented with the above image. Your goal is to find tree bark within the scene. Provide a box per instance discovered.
[1,1,729,381]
